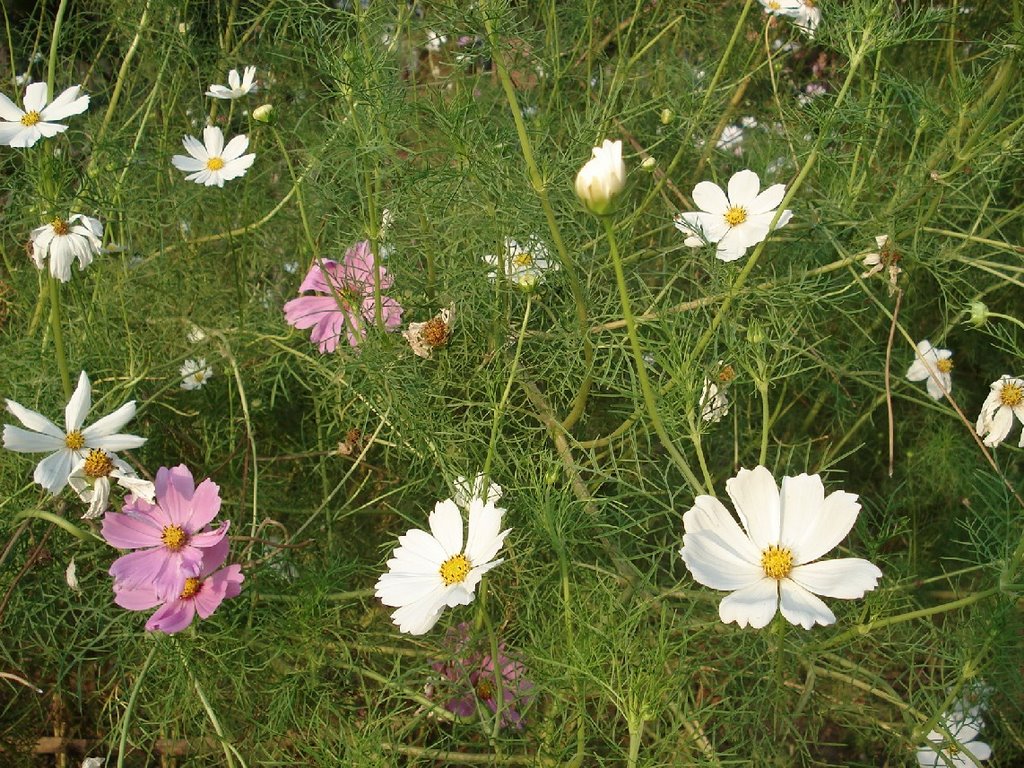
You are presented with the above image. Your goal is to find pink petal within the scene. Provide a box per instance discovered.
[187,477,222,530]
[146,600,197,634]
[101,511,164,549]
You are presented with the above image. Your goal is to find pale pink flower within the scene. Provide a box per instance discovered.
[102,464,228,599]
[283,241,403,353]
[114,536,244,634]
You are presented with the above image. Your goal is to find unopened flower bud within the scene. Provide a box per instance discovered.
[641,156,656,171]
[660,108,673,125]
[968,300,990,327]
[575,139,626,216]
[252,103,273,123]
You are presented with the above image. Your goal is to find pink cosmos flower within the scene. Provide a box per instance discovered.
[102,464,228,599]
[431,623,534,729]
[114,536,244,634]
[283,241,403,353]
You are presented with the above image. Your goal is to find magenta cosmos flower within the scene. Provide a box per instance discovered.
[114,536,244,634]
[431,623,534,729]
[283,241,403,353]
[102,464,229,599]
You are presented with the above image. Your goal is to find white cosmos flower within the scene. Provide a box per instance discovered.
[0,82,89,148]
[67,448,155,519]
[674,169,793,262]
[452,473,503,508]
[917,710,991,767]
[575,139,626,215]
[2,371,146,494]
[171,125,255,187]
[180,358,214,390]
[30,214,103,282]
[375,496,510,635]
[975,375,1024,447]
[679,465,882,630]
[905,339,953,401]
[483,237,558,289]
[205,66,258,99]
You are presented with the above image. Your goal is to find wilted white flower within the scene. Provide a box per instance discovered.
[66,558,80,592]
[674,169,793,262]
[3,371,146,494]
[700,379,730,423]
[0,82,89,148]
[575,139,626,216]
[483,237,558,289]
[679,465,882,629]
[68,448,155,519]
[30,214,103,282]
[975,375,1024,448]
[404,306,453,359]
[905,340,953,401]
[171,125,255,187]
[180,359,214,390]
[425,30,448,52]
[186,325,207,344]
[861,234,902,295]
[206,66,258,99]
[375,495,510,634]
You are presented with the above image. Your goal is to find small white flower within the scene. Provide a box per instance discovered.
[759,0,820,36]
[674,170,793,262]
[14,72,31,87]
[180,358,214,390]
[403,306,453,359]
[575,139,626,216]
[68,448,155,519]
[186,324,207,344]
[861,234,902,295]
[2,371,146,494]
[905,340,953,401]
[679,465,882,629]
[759,0,803,15]
[700,379,730,423]
[30,214,103,282]
[917,710,991,768]
[425,30,448,52]
[483,237,558,289]
[975,375,1024,447]
[452,473,503,508]
[206,66,258,99]
[375,496,510,635]
[171,125,255,187]
[716,124,746,155]
[66,557,80,592]
[0,82,89,148]
[82,759,105,768]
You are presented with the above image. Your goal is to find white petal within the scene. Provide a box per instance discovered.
[682,495,763,563]
[714,230,751,262]
[789,558,882,598]
[64,371,91,431]
[778,579,835,628]
[181,134,208,160]
[727,169,761,206]
[221,134,250,161]
[172,155,207,172]
[428,499,464,557]
[746,182,787,215]
[34,448,76,493]
[5,399,65,438]
[387,588,448,634]
[375,571,445,606]
[40,86,89,121]
[726,466,780,550]
[791,486,862,565]
[718,578,779,628]
[2,424,64,452]
[691,181,729,214]
[203,125,224,156]
[22,82,49,112]
[464,498,507,565]
[81,400,136,440]
[0,92,23,121]
[390,528,447,574]
[680,530,765,590]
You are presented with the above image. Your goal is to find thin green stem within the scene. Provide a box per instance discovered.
[272,126,316,255]
[95,0,150,148]
[482,295,532,481]
[116,644,157,768]
[47,276,72,399]
[45,0,70,96]
[603,216,702,494]
[757,376,770,466]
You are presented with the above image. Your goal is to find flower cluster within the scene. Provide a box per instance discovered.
[102,465,243,633]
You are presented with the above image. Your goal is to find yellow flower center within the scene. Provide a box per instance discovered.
[20,110,41,126]
[206,156,225,171]
[161,525,188,551]
[936,358,954,373]
[439,553,472,586]
[768,1,781,9]
[180,577,202,600]
[193,371,206,383]
[1000,382,1023,407]
[64,430,85,450]
[512,251,534,268]
[476,679,494,700]
[724,206,747,226]
[761,545,794,580]
[51,218,70,236]
[83,448,114,479]
[422,317,451,348]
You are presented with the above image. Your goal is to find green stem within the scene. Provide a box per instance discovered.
[272,127,316,256]
[95,0,150,148]
[47,276,72,399]
[116,644,157,768]
[603,217,702,494]
[45,0,70,96]
[482,295,532,481]
[757,375,770,466]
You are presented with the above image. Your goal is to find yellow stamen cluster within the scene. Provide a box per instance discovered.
[51,218,70,236]
[64,430,85,450]
[936,358,954,373]
[161,525,188,551]
[206,156,226,171]
[439,553,472,586]
[1000,382,1023,407]
[761,545,794,580]
[724,206,747,226]
[421,317,451,348]
[180,577,202,600]
[512,251,534,268]
[83,449,114,479]
[475,679,494,700]
[20,110,41,126]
